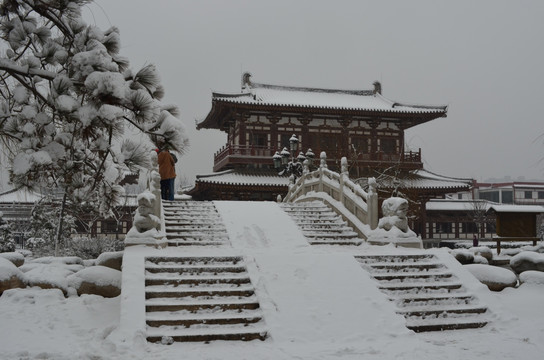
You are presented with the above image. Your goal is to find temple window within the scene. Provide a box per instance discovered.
[381,138,397,154]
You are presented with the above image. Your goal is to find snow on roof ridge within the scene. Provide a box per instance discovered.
[415,169,474,183]
[196,169,236,180]
[247,81,375,96]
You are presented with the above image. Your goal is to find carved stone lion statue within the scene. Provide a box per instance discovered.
[378,197,410,233]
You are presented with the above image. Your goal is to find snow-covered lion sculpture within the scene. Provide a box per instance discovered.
[367,197,422,248]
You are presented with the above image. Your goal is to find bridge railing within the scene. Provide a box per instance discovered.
[283,153,378,238]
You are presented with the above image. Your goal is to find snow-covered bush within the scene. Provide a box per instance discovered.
[24,236,54,257]
[0,211,15,252]
[0,0,188,255]
[67,236,123,260]
[25,237,46,250]
[28,197,76,255]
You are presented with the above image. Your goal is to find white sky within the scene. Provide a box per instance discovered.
[54,0,544,184]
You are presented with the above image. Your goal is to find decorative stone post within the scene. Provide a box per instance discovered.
[368,177,378,230]
[124,150,167,248]
[340,157,348,206]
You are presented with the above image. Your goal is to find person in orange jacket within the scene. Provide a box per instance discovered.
[157,148,177,201]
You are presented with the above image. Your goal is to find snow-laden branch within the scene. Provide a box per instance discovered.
[0,58,57,81]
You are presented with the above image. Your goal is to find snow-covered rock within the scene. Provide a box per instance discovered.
[68,265,121,298]
[0,252,25,267]
[520,243,544,253]
[465,264,517,291]
[473,255,489,264]
[469,246,493,261]
[519,271,544,286]
[31,256,84,266]
[510,251,544,274]
[0,257,25,295]
[501,248,522,257]
[451,249,474,264]
[24,262,80,295]
[96,251,123,271]
[83,259,96,267]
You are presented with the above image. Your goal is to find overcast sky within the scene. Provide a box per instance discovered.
[86,0,544,184]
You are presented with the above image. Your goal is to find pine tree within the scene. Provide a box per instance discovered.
[0,1,188,255]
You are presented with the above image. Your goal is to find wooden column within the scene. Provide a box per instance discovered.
[368,119,379,160]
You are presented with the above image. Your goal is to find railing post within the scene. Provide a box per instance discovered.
[340,157,348,206]
[368,177,378,230]
[319,151,327,193]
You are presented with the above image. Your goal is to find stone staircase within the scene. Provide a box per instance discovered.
[280,201,363,245]
[355,254,489,332]
[162,201,229,246]
[145,256,267,343]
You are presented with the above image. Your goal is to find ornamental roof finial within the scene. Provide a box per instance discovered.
[242,72,252,89]
[373,81,382,95]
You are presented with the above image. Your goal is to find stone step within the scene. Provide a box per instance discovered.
[308,239,363,246]
[146,325,267,343]
[379,281,463,292]
[355,255,436,264]
[372,272,454,282]
[165,226,226,233]
[146,265,246,274]
[163,202,216,208]
[164,229,226,234]
[163,206,217,211]
[146,309,263,327]
[394,296,476,309]
[164,234,228,239]
[163,214,221,219]
[145,288,255,299]
[296,222,348,229]
[362,263,446,273]
[166,241,228,247]
[287,214,338,220]
[146,283,254,292]
[285,208,336,214]
[147,256,243,265]
[397,305,488,317]
[165,219,223,225]
[303,231,359,238]
[145,299,261,313]
[405,316,488,332]
[302,227,356,233]
[145,276,251,287]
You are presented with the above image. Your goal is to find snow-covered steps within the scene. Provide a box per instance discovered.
[144,256,267,343]
[280,201,363,245]
[355,254,489,332]
[162,201,229,246]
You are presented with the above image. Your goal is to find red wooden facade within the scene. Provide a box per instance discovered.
[198,74,447,177]
[191,74,471,238]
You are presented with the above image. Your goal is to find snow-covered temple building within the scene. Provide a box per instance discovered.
[188,73,472,238]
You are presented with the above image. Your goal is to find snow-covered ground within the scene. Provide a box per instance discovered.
[1,201,543,359]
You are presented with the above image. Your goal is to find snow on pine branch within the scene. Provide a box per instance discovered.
[0,0,188,217]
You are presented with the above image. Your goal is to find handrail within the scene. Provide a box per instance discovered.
[283,154,378,236]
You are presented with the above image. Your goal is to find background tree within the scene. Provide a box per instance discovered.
[29,195,76,255]
[0,210,15,252]
[0,0,188,255]
[470,200,489,239]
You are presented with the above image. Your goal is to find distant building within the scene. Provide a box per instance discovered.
[0,173,141,247]
[425,181,544,247]
[188,73,471,238]
[474,181,544,205]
